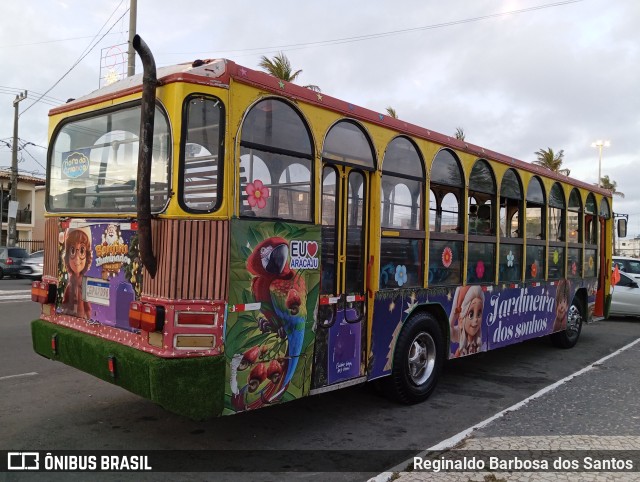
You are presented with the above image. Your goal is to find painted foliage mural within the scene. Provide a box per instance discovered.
[225,219,320,414]
[369,279,596,380]
[56,219,142,329]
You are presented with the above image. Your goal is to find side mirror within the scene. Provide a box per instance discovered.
[618,218,628,238]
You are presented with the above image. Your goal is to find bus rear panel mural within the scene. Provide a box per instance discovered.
[225,219,320,414]
[56,220,141,329]
[369,279,596,380]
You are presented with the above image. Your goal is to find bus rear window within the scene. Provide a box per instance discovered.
[48,103,170,213]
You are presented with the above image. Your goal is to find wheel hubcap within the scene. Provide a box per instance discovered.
[566,304,582,337]
[407,331,436,385]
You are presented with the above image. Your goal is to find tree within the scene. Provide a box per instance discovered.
[600,175,624,198]
[533,147,570,176]
[386,107,398,119]
[454,127,465,141]
[258,52,320,92]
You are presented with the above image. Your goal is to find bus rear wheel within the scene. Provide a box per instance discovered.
[383,312,445,404]
[551,297,584,348]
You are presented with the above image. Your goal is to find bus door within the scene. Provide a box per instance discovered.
[312,165,368,389]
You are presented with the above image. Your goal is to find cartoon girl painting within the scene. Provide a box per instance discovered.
[61,228,93,319]
[449,285,485,357]
[553,279,571,332]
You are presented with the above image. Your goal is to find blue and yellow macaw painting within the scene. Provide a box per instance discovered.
[224,219,320,414]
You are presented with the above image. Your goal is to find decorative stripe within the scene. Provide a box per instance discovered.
[229,302,261,313]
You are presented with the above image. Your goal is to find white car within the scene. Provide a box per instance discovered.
[610,272,640,317]
[612,256,640,281]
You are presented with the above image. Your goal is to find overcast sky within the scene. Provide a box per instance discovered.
[1,0,638,233]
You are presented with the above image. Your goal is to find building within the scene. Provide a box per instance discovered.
[0,170,46,251]
[616,236,640,258]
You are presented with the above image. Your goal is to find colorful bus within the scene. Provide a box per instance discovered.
[31,35,620,419]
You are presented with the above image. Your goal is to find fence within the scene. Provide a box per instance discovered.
[17,239,44,253]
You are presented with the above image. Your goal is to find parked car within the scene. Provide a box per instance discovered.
[612,256,640,281]
[19,250,44,281]
[0,246,29,279]
[610,272,640,317]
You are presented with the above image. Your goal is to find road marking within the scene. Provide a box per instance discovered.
[0,289,32,302]
[369,336,640,482]
[0,372,38,381]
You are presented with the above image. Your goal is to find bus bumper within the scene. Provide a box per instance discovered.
[31,319,225,420]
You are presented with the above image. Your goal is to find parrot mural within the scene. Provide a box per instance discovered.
[231,236,308,409]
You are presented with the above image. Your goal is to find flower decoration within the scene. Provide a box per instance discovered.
[507,250,514,267]
[442,246,453,268]
[531,261,538,278]
[553,250,559,265]
[475,260,485,279]
[395,265,408,287]
[589,256,594,269]
[245,180,270,209]
[571,261,577,276]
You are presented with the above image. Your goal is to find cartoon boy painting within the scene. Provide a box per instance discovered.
[61,228,93,319]
[449,285,485,357]
[553,279,571,332]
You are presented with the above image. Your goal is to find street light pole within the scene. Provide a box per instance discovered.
[591,139,610,188]
[8,91,27,247]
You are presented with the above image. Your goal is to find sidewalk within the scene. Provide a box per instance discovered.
[372,338,640,481]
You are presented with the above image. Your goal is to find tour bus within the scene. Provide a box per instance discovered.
[30,35,624,419]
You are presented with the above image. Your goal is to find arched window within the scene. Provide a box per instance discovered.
[379,137,425,289]
[525,176,546,281]
[567,188,583,279]
[428,149,463,286]
[467,159,496,284]
[499,169,523,283]
[548,183,566,279]
[584,193,598,278]
[322,120,375,170]
[239,98,313,220]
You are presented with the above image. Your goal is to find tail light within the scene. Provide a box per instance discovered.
[6,258,13,265]
[129,302,165,332]
[31,281,57,304]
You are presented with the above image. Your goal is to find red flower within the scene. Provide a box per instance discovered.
[531,262,538,278]
[245,180,270,209]
[475,260,485,279]
[442,247,453,268]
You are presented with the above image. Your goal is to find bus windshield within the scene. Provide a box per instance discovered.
[48,103,170,213]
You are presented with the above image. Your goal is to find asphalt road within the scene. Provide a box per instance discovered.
[2,294,640,481]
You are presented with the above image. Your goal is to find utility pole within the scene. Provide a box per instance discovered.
[127,0,137,77]
[8,91,27,247]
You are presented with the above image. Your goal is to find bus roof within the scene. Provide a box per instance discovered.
[51,58,611,197]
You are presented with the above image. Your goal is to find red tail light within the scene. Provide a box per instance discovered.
[129,302,165,332]
[31,281,57,304]
[6,258,13,265]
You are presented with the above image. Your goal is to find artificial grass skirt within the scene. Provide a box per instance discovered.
[31,319,225,420]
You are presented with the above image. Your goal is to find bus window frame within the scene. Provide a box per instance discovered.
[178,93,226,214]
[46,99,172,214]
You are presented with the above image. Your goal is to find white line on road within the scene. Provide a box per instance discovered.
[0,372,38,381]
[369,336,640,482]
[0,295,32,302]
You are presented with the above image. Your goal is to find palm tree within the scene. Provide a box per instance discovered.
[533,147,570,176]
[258,52,320,92]
[600,175,624,197]
[386,107,398,119]
[454,127,465,141]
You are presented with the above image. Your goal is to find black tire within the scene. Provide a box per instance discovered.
[0,267,4,279]
[382,311,445,404]
[551,296,584,348]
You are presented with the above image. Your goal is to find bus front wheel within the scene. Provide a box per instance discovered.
[383,312,445,404]
[551,297,584,349]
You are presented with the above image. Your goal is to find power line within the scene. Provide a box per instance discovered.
[158,0,585,57]
[0,86,65,104]
[21,2,129,117]
[0,32,125,50]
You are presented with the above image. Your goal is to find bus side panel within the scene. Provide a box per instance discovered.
[368,279,597,380]
[224,218,320,414]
